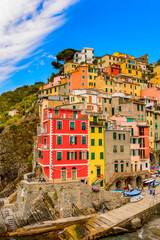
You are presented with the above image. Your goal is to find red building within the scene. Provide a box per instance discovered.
[37,108,89,182]
[105,64,121,76]
[138,125,150,171]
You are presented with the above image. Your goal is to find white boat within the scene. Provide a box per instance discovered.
[130,195,143,203]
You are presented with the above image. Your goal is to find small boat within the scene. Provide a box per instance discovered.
[124,190,141,197]
[130,195,143,203]
[143,178,156,186]
[110,190,123,193]
[151,180,160,187]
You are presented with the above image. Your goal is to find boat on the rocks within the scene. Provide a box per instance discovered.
[151,180,160,187]
[123,190,141,197]
[143,178,156,186]
[130,195,143,203]
[110,190,123,193]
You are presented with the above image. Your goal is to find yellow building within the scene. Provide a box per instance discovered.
[39,78,67,97]
[64,62,79,74]
[97,54,122,68]
[120,59,142,78]
[150,74,160,87]
[89,116,105,187]
[122,81,140,97]
[112,52,135,59]
[153,65,160,75]
[95,74,140,97]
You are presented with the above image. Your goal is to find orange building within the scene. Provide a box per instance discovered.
[141,87,160,104]
[67,66,88,94]
[105,64,121,76]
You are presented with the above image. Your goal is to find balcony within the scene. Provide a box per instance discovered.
[40,144,49,149]
[37,127,47,135]
[90,121,103,126]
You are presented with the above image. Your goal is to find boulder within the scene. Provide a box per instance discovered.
[131,217,141,229]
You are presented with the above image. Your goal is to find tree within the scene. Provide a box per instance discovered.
[157,59,160,65]
[47,73,55,83]
[51,61,63,70]
[56,48,79,64]
[93,58,98,65]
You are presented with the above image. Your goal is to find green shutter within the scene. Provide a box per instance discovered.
[99,139,102,146]
[70,137,72,144]
[67,152,69,160]
[75,136,77,144]
[123,134,125,140]
[75,152,77,160]
[113,132,116,139]
[79,152,81,160]
[87,151,89,159]
[119,134,121,140]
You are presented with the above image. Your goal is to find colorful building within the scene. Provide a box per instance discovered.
[73,47,94,64]
[141,87,160,104]
[105,64,121,75]
[97,54,122,68]
[120,59,142,78]
[89,116,105,187]
[37,108,89,182]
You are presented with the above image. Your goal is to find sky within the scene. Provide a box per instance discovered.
[0,0,160,94]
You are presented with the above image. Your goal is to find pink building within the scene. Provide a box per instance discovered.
[141,87,160,104]
[109,116,150,172]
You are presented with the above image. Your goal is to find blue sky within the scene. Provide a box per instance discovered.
[1,0,160,94]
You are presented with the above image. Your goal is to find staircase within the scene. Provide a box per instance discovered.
[91,175,104,186]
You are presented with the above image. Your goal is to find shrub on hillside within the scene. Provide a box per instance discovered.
[9,124,17,131]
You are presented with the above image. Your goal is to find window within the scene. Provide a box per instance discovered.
[82,69,85,72]
[135,86,136,90]
[109,62,111,65]
[123,134,125,140]
[50,88,52,93]
[155,114,157,120]
[82,136,86,144]
[57,136,62,145]
[146,163,148,168]
[91,153,95,160]
[91,139,95,146]
[137,105,139,111]
[105,81,108,85]
[70,136,77,145]
[109,99,112,104]
[99,127,102,133]
[82,83,84,86]
[113,145,117,152]
[110,89,113,93]
[94,69,97,73]
[70,121,75,130]
[119,106,121,111]
[91,127,95,133]
[138,115,140,121]
[113,132,117,139]
[81,122,86,130]
[105,107,107,111]
[89,75,92,79]
[57,121,62,130]
[124,83,126,88]
[115,161,118,172]
[110,81,112,86]
[93,116,97,122]
[128,70,132,73]
[105,88,108,92]
[79,151,89,160]
[141,115,143,121]
[100,152,103,159]
[155,123,158,130]
[130,85,132,89]
[39,151,43,159]
[120,145,124,152]
[67,152,77,160]
[69,75,71,79]
[99,139,102,146]
[141,105,143,111]
[155,133,158,140]
[104,99,106,103]
[54,110,59,116]
[57,152,62,160]
[82,76,85,79]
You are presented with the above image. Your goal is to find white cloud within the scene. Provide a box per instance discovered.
[0,0,78,85]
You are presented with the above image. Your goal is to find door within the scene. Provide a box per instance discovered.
[72,168,77,180]
[135,164,137,171]
[61,168,66,181]
[97,167,101,176]
[73,111,77,119]
[121,163,124,172]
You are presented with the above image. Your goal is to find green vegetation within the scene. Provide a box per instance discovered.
[0,82,44,131]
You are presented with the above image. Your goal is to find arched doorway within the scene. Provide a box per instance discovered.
[120,161,124,172]
[136,176,142,186]
[116,180,122,189]
[125,177,132,187]
[61,168,66,181]
[72,167,77,180]
[114,161,118,173]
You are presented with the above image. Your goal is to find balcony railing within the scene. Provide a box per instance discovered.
[90,121,103,126]
[37,128,47,135]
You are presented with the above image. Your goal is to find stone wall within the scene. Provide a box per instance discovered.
[17,180,127,218]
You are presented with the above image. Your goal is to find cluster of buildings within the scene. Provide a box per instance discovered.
[37,47,160,189]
